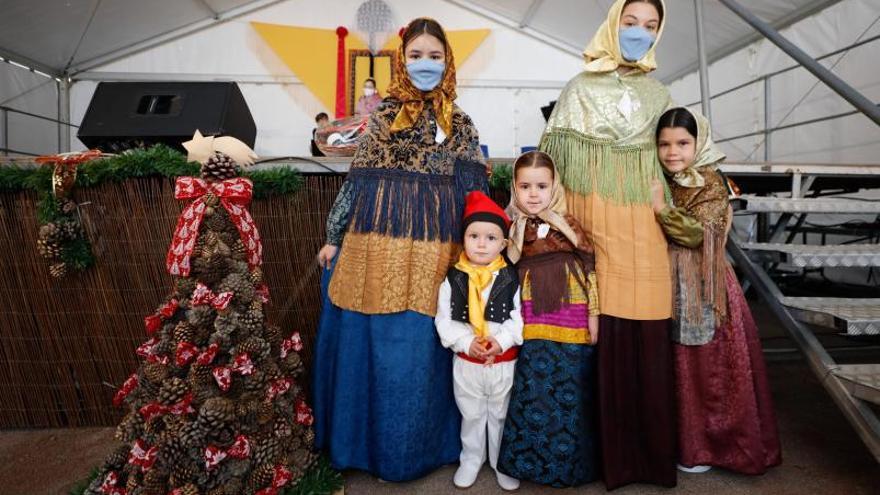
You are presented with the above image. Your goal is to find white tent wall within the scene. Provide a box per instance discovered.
[0,63,61,156]
[68,0,583,157]
[667,0,880,164]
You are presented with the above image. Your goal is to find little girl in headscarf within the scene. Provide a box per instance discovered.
[653,106,782,475]
[496,151,600,487]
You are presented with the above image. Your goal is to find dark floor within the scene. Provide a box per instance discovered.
[1,303,878,494]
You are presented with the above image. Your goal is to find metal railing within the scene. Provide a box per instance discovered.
[0,105,78,157]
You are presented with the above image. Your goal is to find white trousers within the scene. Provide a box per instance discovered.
[452,355,516,473]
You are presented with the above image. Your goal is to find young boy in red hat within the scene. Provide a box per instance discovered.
[435,190,523,491]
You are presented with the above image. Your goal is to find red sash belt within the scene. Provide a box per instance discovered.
[457,346,519,365]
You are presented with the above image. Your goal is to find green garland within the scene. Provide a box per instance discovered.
[0,145,304,277]
[489,162,513,191]
[69,456,344,495]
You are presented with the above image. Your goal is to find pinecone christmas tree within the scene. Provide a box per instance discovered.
[87,133,315,495]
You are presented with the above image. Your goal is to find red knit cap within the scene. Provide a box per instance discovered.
[463,191,510,237]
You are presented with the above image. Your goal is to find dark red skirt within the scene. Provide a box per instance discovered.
[674,266,782,473]
[598,316,677,490]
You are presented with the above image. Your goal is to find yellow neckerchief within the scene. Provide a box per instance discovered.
[387,19,457,137]
[663,107,726,188]
[583,0,667,74]
[506,159,580,263]
[454,252,507,340]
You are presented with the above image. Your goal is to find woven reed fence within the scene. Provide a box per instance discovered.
[0,172,509,429]
[0,174,344,428]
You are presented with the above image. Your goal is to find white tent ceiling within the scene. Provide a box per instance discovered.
[0,0,842,82]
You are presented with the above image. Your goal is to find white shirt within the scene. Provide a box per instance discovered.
[435,271,524,354]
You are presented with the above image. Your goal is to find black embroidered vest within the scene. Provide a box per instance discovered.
[447,265,519,324]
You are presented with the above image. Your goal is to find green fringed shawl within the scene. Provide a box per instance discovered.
[540,128,668,205]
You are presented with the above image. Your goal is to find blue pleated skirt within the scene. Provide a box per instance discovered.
[312,258,461,481]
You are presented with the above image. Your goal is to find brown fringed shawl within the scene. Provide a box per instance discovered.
[667,167,730,345]
[517,215,595,316]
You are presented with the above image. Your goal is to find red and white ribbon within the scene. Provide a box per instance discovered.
[266,377,293,402]
[256,283,270,304]
[139,393,195,422]
[128,439,159,471]
[191,283,233,311]
[100,472,126,495]
[255,465,294,495]
[175,341,199,367]
[280,332,303,359]
[212,353,254,392]
[166,177,262,277]
[113,373,139,407]
[197,343,220,366]
[295,398,314,426]
[205,434,251,469]
[143,299,178,336]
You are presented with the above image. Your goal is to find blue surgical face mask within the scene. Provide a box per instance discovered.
[618,26,656,62]
[406,59,445,92]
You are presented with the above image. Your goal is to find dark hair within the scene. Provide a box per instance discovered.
[364,78,376,86]
[656,107,698,141]
[513,150,555,180]
[401,18,448,51]
[315,112,329,123]
[623,0,664,24]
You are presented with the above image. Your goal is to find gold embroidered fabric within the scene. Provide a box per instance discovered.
[328,232,459,316]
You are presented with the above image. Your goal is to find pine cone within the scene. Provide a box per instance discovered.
[273,416,293,438]
[152,336,175,357]
[256,402,275,425]
[262,360,281,381]
[115,412,144,443]
[125,471,142,492]
[60,199,78,214]
[241,370,266,395]
[249,268,263,285]
[253,437,282,467]
[248,464,275,490]
[173,483,199,495]
[178,422,205,448]
[173,322,195,346]
[141,468,166,495]
[263,325,282,348]
[281,353,303,375]
[105,444,132,469]
[159,437,189,468]
[158,377,189,405]
[58,220,79,240]
[189,363,213,385]
[204,211,236,235]
[198,397,234,433]
[201,152,240,182]
[237,337,269,361]
[290,447,317,471]
[219,273,255,304]
[238,310,262,334]
[175,277,197,299]
[144,362,169,383]
[231,240,247,261]
[48,262,68,278]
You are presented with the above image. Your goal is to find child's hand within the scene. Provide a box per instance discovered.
[650,178,667,214]
[484,337,503,356]
[316,244,338,269]
[588,315,599,345]
[468,339,488,360]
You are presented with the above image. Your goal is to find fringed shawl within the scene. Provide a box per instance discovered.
[668,167,730,345]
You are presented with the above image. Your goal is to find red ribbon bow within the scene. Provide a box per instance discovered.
[205,434,251,469]
[295,398,315,426]
[166,177,262,277]
[113,373,139,407]
[128,439,159,472]
[191,283,234,310]
[139,393,195,422]
[143,299,178,336]
[212,353,255,392]
[255,465,294,495]
[197,343,220,365]
[280,331,303,359]
[175,341,199,367]
[100,472,127,495]
[266,377,293,402]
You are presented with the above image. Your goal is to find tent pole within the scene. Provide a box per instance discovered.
[694,0,713,124]
[57,78,71,153]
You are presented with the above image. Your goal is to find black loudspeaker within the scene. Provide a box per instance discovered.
[77,82,256,152]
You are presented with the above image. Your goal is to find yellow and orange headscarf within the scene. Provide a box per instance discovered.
[387,18,458,137]
[583,0,666,73]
